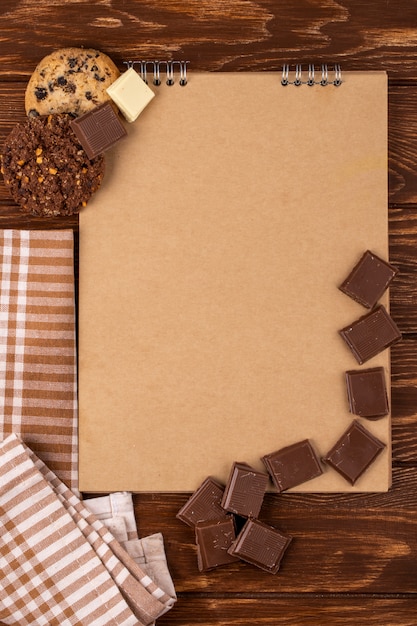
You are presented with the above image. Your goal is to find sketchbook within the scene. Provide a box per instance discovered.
[78,67,390,493]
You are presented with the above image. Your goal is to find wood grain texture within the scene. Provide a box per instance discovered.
[156,597,417,626]
[131,470,417,594]
[0,1,416,76]
[389,86,417,204]
[0,2,417,624]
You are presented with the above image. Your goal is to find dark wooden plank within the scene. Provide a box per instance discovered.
[389,85,417,204]
[389,206,417,332]
[0,1,417,76]
[132,463,417,596]
[391,338,417,464]
[156,597,417,625]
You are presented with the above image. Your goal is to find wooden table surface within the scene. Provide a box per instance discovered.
[1,2,417,625]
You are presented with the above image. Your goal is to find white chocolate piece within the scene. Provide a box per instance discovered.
[106,67,155,123]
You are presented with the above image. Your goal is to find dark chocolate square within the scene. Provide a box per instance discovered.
[345,367,389,419]
[221,462,268,518]
[70,101,127,159]
[262,439,323,492]
[322,420,385,485]
[339,250,398,308]
[176,477,228,528]
[339,305,401,364]
[228,518,292,574]
[195,518,239,571]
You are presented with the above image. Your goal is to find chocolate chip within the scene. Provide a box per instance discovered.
[85,91,93,100]
[63,82,76,94]
[57,76,67,86]
[34,87,48,101]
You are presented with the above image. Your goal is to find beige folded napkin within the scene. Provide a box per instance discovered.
[0,229,78,491]
[0,433,175,625]
[83,491,139,541]
[84,493,177,603]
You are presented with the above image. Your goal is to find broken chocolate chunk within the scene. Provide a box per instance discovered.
[322,420,385,485]
[195,518,239,571]
[262,439,323,492]
[339,250,398,309]
[221,462,268,518]
[339,305,401,364]
[345,367,389,419]
[176,477,228,528]
[228,518,292,574]
[34,87,48,101]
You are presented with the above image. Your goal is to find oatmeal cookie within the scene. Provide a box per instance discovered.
[1,114,105,216]
[25,47,120,118]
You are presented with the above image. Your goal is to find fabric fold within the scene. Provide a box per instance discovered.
[83,492,139,541]
[83,494,177,602]
[0,434,175,625]
[0,230,176,623]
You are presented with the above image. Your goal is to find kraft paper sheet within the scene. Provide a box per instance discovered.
[78,71,390,492]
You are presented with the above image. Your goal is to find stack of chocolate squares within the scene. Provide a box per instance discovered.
[176,439,327,574]
[177,470,289,575]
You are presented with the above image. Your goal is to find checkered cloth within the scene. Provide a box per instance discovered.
[0,229,78,491]
[0,433,175,625]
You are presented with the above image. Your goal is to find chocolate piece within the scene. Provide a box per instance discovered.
[339,305,401,364]
[176,477,228,528]
[339,250,398,308]
[262,439,323,492]
[221,462,268,518]
[345,367,389,419]
[228,518,292,574]
[195,518,239,571]
[70,101,127,159]
[322,420,385,485]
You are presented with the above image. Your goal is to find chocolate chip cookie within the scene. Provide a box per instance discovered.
[1,114,105,216]
[25,47,120,118]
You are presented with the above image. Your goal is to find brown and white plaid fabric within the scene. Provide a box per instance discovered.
[0,433,175,625]
[0,230,176,622]
[0,229,78,491]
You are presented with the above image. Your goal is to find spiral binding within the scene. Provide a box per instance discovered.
[281,64,342,87]
[123,60,189,86]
